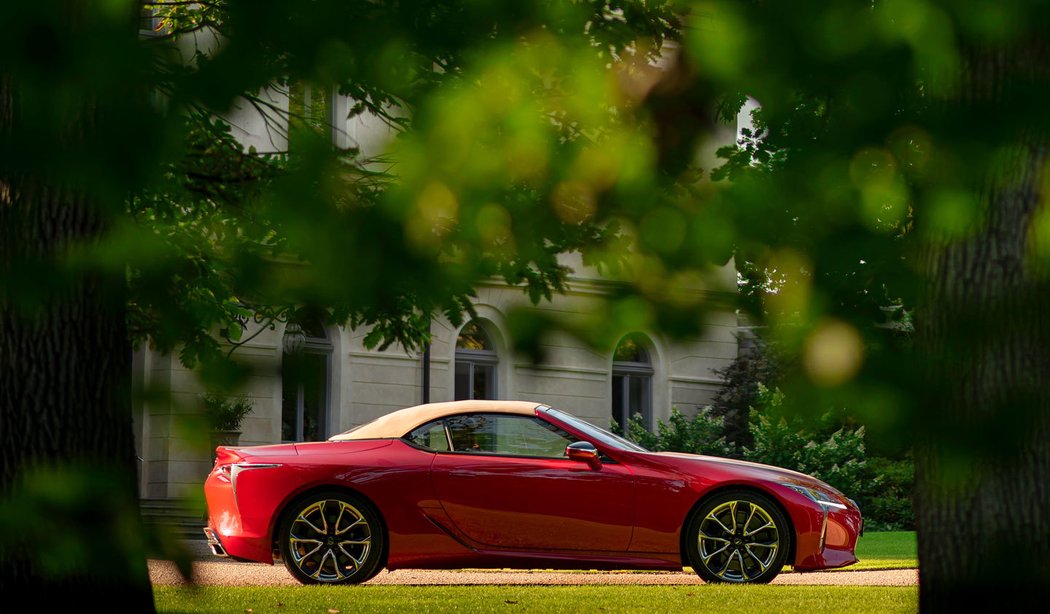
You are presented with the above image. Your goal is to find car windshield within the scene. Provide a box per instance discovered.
[539,406,649,452]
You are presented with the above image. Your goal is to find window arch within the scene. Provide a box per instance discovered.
[454,320,498,400]
[611,334,653,433]
[281,319,332,442]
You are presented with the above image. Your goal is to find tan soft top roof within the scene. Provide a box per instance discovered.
[329,400,543,441]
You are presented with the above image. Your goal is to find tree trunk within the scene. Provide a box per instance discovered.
[914,45,1050,610]
[0,70,156,614]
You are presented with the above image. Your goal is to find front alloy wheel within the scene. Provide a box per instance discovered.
[278,491,385,584]
[685,491,790,584]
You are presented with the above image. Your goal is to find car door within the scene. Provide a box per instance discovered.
[428,412,635,552]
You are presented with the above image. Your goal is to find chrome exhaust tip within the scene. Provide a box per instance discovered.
[203,527,228,557]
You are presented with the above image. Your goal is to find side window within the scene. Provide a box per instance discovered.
[405,420,450,452]
[444,414,575,458]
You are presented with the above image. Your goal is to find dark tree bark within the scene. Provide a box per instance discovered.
[914,43,1050,611]
[0,56,156,614]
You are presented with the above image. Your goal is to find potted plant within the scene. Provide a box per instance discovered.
[202,393,254,449]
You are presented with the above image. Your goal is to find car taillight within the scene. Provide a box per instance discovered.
[227,463,282,496]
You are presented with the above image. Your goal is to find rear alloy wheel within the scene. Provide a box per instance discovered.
[278,491,385,584]
[685,491,790,584]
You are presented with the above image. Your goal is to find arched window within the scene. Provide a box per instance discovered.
[282,319,332,442]
[611,334,653,432]
[454,321,498,400]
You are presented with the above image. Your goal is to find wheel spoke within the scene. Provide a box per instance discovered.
[337,515,366,536]
[742,504,758,535]
[744,545,770,572]
[329,549,346,580]
[333,503,346,535]
[744,520,774,537]
[733,550,753,581]
[695,498,784,583]
[701,542,730,563]
[310,548,342,580]
[708,514,734,535]
[716,551,734,577]
[287,498,375,583]
[318,501,330,534]
[748,540,777,548]
[698,529,730,562]
[297,513,325,536]
[339,543,366,567]
[699,531,730,544]
[291,539,322,563]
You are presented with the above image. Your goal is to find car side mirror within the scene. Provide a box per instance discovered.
[566,441,601,469]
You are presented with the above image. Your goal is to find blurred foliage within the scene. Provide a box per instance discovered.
[2,1,1044,372]
[0,465,190,582]
[122,112,284,369]
[3,0,1049,600]
[709,332,784,448]
[109,0,702,379]
[744,385,873,519]
[455,320,493,350]
[743,386,915,531]
[865,455,916,531]
[613,334,649,362]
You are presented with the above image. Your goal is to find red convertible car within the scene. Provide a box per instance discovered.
[203,400,862,584]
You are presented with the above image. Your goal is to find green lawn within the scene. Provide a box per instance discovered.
[155,585,917,614]
[154,532,919,612]
[848,531,917,570]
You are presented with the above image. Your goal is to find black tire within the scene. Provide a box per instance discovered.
[278,490,385,585]
[684,490,791,584]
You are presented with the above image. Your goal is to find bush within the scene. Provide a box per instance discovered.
[745,385,872,504]
[709,336,782,448]
[864,456,915,531]
[618,407,734,457]
[201,393,254,431]
[621,386,915,530]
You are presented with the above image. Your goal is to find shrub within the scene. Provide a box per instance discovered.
[619,407,735,457]
[201,393,254,431]
[864,456,915,531]
[710,334,785,449]
[747,410,873,508]
[621,386,915,529]
[744,385,873,507]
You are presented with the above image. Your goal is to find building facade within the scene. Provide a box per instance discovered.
[131,57,745,499]
[133,262,740,498]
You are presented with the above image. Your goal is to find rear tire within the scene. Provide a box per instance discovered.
[278,490,385,584]
[684,490,790,584]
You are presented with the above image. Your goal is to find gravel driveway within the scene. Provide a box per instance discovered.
[149,543,917,587]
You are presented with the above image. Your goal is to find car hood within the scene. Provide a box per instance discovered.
[650,451,846,497]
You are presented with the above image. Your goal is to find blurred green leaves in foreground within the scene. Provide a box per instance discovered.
[0,465,191,582]
[3,0,1050,605]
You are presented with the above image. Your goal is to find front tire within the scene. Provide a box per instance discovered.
[278,490,385,585]
[685,490,790,584]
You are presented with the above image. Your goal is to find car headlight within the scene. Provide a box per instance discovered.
[782,483,848,510]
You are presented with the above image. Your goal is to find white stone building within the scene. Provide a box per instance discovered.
[133,268,740,498]
[132,70,745,500]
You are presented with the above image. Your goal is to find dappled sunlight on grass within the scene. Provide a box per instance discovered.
[155,585,917,614]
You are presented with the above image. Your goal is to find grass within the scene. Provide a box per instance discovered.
[155,585,917,613]
[848,531,917,570]
[153,531,919,612]
[502,531,918,573]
